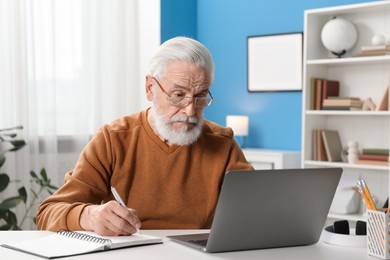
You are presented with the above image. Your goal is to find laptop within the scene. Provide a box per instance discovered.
[168,167,342,253]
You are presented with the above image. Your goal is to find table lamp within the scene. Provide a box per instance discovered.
[226,115,249,147]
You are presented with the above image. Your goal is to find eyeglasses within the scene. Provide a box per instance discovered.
[151,76,214,108]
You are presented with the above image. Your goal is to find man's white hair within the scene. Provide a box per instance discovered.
[147,36,214,84]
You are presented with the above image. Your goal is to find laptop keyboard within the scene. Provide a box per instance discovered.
[189,239,208,247]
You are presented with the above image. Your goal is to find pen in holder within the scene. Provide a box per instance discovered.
[367,209,390,259]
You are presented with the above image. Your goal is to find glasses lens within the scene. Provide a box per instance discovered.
[169,96,185,107]
[168,94,213,108]
[195,97,210,108]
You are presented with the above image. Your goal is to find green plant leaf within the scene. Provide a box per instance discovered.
[7,210,19,230]
[8,140,26,151]
[0,196,25,210]
[30,170,43,185]
[18,186,27,203]
[0,155,5,168]
[10,140,26,146]
[0,209,19,230]
[0,223,12,230]
[30,170,38,179]
[0,173,10,192]
[0,126,27,230]
[47,184,58,190]
[40,168,48,182]
[0,209,7,218]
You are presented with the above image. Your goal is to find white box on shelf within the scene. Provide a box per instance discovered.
[242,148,301,170]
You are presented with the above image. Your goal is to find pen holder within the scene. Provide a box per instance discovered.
[367,210,390,259]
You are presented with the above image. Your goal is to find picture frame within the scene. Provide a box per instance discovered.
[247,32,303,92]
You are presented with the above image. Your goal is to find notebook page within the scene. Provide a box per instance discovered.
[2,233,105,258]
[78,231,163,249]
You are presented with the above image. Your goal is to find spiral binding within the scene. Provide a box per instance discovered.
[57,230,112,246]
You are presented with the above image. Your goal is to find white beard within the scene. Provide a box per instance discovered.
[152,100,203,146]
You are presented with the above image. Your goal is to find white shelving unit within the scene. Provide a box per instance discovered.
[302,2,390,222]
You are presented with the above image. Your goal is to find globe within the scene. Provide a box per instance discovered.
[321,17,358,58]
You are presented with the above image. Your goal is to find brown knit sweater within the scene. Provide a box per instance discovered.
[36,109,253,231]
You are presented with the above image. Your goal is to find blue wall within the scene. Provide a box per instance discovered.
[161,0,197,41]
[161,0,378,150]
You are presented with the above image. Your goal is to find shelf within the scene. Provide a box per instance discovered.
[303,1,390,224]
[304,160,389,171]
[305,110,390,116]
[307,55,390,66]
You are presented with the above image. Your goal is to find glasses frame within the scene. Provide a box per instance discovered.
[151,76,214,108]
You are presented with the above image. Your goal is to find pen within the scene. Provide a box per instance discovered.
[361,179,377,211]
[356,183,371,210]
[356,179,377,211]
[111,186,126,207]
[110,186,140,233]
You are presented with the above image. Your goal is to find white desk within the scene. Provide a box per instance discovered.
[0,230,373,259]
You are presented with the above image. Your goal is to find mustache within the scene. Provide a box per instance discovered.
[170,115,198,124]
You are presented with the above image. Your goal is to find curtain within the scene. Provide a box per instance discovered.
[0,0,160,229]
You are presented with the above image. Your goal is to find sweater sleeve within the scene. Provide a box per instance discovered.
[36,127,113,231]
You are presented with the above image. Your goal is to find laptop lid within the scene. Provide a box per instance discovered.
[168,167,342,253]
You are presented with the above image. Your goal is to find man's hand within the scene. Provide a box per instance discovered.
[80,201,141,236]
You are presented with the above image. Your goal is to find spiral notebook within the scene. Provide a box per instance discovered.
[1,230,162,259]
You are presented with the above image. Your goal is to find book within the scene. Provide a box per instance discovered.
[358,154,389,162]
[314,78,340,110]
[355,159,389,166]
[322,106,362,111]
[312,129,328,161]
[1,230,163,259]
[362,148,390,156]
[322,79,339,101]
[355,49,390,57]
[310,77,317,110]
[326,97,360,100]
[361,45,390,51]
[321,130,343,162]
[315,78,323,110]
[316,129,328,161]
[322,98,363,107]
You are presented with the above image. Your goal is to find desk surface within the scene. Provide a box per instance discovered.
[0,229,373,260]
